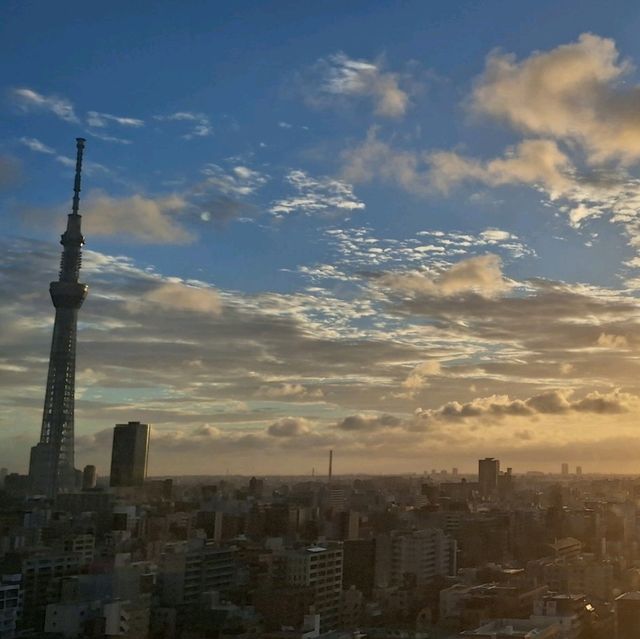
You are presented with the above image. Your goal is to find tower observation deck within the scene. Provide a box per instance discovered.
[29,138,88,496]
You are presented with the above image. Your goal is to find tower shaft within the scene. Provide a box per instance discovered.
[30,139,88,496]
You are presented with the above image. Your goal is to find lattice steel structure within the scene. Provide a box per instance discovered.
[29,138,88,496]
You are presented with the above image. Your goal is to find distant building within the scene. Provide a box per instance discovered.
[109,422,149,487]
[576,466,583,477]
[82,464,96,490]
[561,463,569,476]
[376,528,456,588]
[478,458,500,497]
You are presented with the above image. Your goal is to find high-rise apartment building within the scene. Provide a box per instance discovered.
[29,139,89,497]
[561,462,569,476]
[478,458,500,497]
[285,544,343,631]
[109,422,150,487]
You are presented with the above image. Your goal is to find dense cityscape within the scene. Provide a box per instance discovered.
[8,3,640,638]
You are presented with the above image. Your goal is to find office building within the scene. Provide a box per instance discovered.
[110,422,150,487]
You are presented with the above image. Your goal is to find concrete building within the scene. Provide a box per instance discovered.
[479,458,500,497]
[110,421,149,487]
[44,599,128,638]
[0,576,20,639]
[382,528,456,587]
[285,544,343,631]
[159,539,236,606]
[530,593,587,639]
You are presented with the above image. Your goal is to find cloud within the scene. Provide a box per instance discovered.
[402,361,442,391]
[378,254,510,298]
[471,33,640,164]
[428,139,574,197]
[270,170,365,217]
[597,332,628,348]
[337,413,402,431]
[343,128,573,198]
[134,281,222,315]
[155,112,213,139]
[311,53,409,118]
[19,137,55,155]
[86,111,144,128]
[257,383,324,399]
[267,417,312,437]
[11,87,79,122]
[342,128,428,193]
[417,389,634,423]
[79,192,194,243]
[199,164,268,197]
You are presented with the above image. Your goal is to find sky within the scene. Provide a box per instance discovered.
[4,1,640,475]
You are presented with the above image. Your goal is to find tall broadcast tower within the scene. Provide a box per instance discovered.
[29,138,88,496]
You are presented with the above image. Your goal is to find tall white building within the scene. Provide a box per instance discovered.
[285,544,343,631]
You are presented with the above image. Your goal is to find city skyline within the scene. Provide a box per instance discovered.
[5,2,640,475]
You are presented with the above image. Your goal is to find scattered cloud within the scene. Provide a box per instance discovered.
[132,281,222,315]
[377,254,510,298]
[267,417,313,437]
[257,383,324,399]
[19,137,56,155]
[304,53,413,118]
[416,388,634,422]
[154,111,213,139]
[11,87,79,123]
[86,111,144,128]
[270,170,365,217]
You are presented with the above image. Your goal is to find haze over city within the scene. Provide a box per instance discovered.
[5,1,640,475]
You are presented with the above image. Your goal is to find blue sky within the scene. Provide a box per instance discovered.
[4,1,640,475]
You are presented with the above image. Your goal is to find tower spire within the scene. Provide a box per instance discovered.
[71,137,85,217]
[29,139,89,497]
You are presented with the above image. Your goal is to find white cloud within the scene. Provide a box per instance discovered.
[155,111,213,139]
[19,137,55,154]
[304,53,412,118]
[135,281,222,315]
[86,111,144,128]
[199,164,268,196]
[11,87,79,123]
[270,170,365,217]
[78,192,194,243]
[471,33,640,164]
